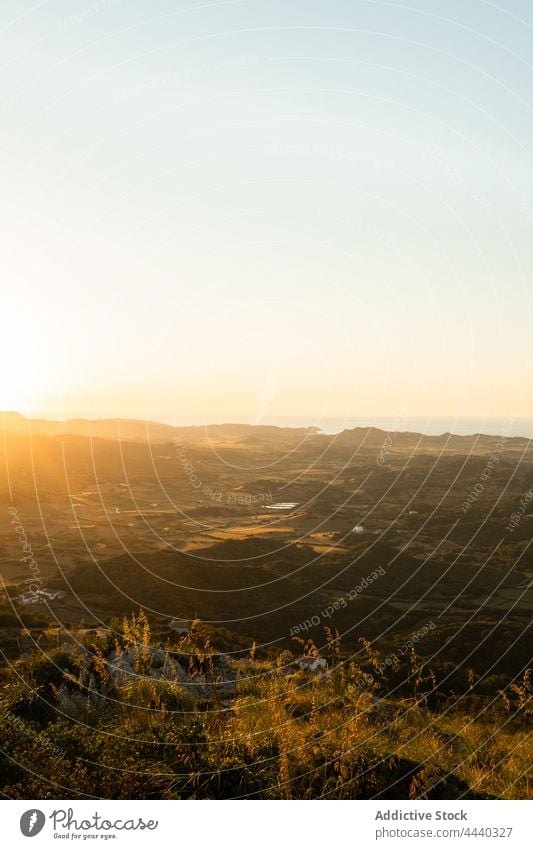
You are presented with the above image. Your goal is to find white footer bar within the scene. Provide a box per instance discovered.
[2,799,530,848]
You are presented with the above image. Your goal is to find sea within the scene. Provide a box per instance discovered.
[161,415,533,439]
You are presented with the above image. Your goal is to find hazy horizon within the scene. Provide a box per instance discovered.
[3,408,532,438]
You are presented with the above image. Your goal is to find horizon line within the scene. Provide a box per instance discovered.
[2,410,532,441]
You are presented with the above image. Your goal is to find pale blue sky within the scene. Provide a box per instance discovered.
[1,0,532,425]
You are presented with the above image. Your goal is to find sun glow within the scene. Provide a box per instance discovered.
[0,309,46,414]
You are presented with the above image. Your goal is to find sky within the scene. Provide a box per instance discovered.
[1,0,532,429]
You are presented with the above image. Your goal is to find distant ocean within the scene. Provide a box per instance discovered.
[162,415,533,439]
[24,410,533,439]
[308,416,533,438]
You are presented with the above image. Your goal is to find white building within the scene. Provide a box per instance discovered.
[16,593,41,605]
[16,589,65,605]
[37,589,64,601]
[295,655,328,672]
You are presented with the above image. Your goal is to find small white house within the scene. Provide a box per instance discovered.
[17,593,41,605]
[37,589,64,601]
[17,589,65,605]
[353,525,365,535]
[295,655,328,672]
